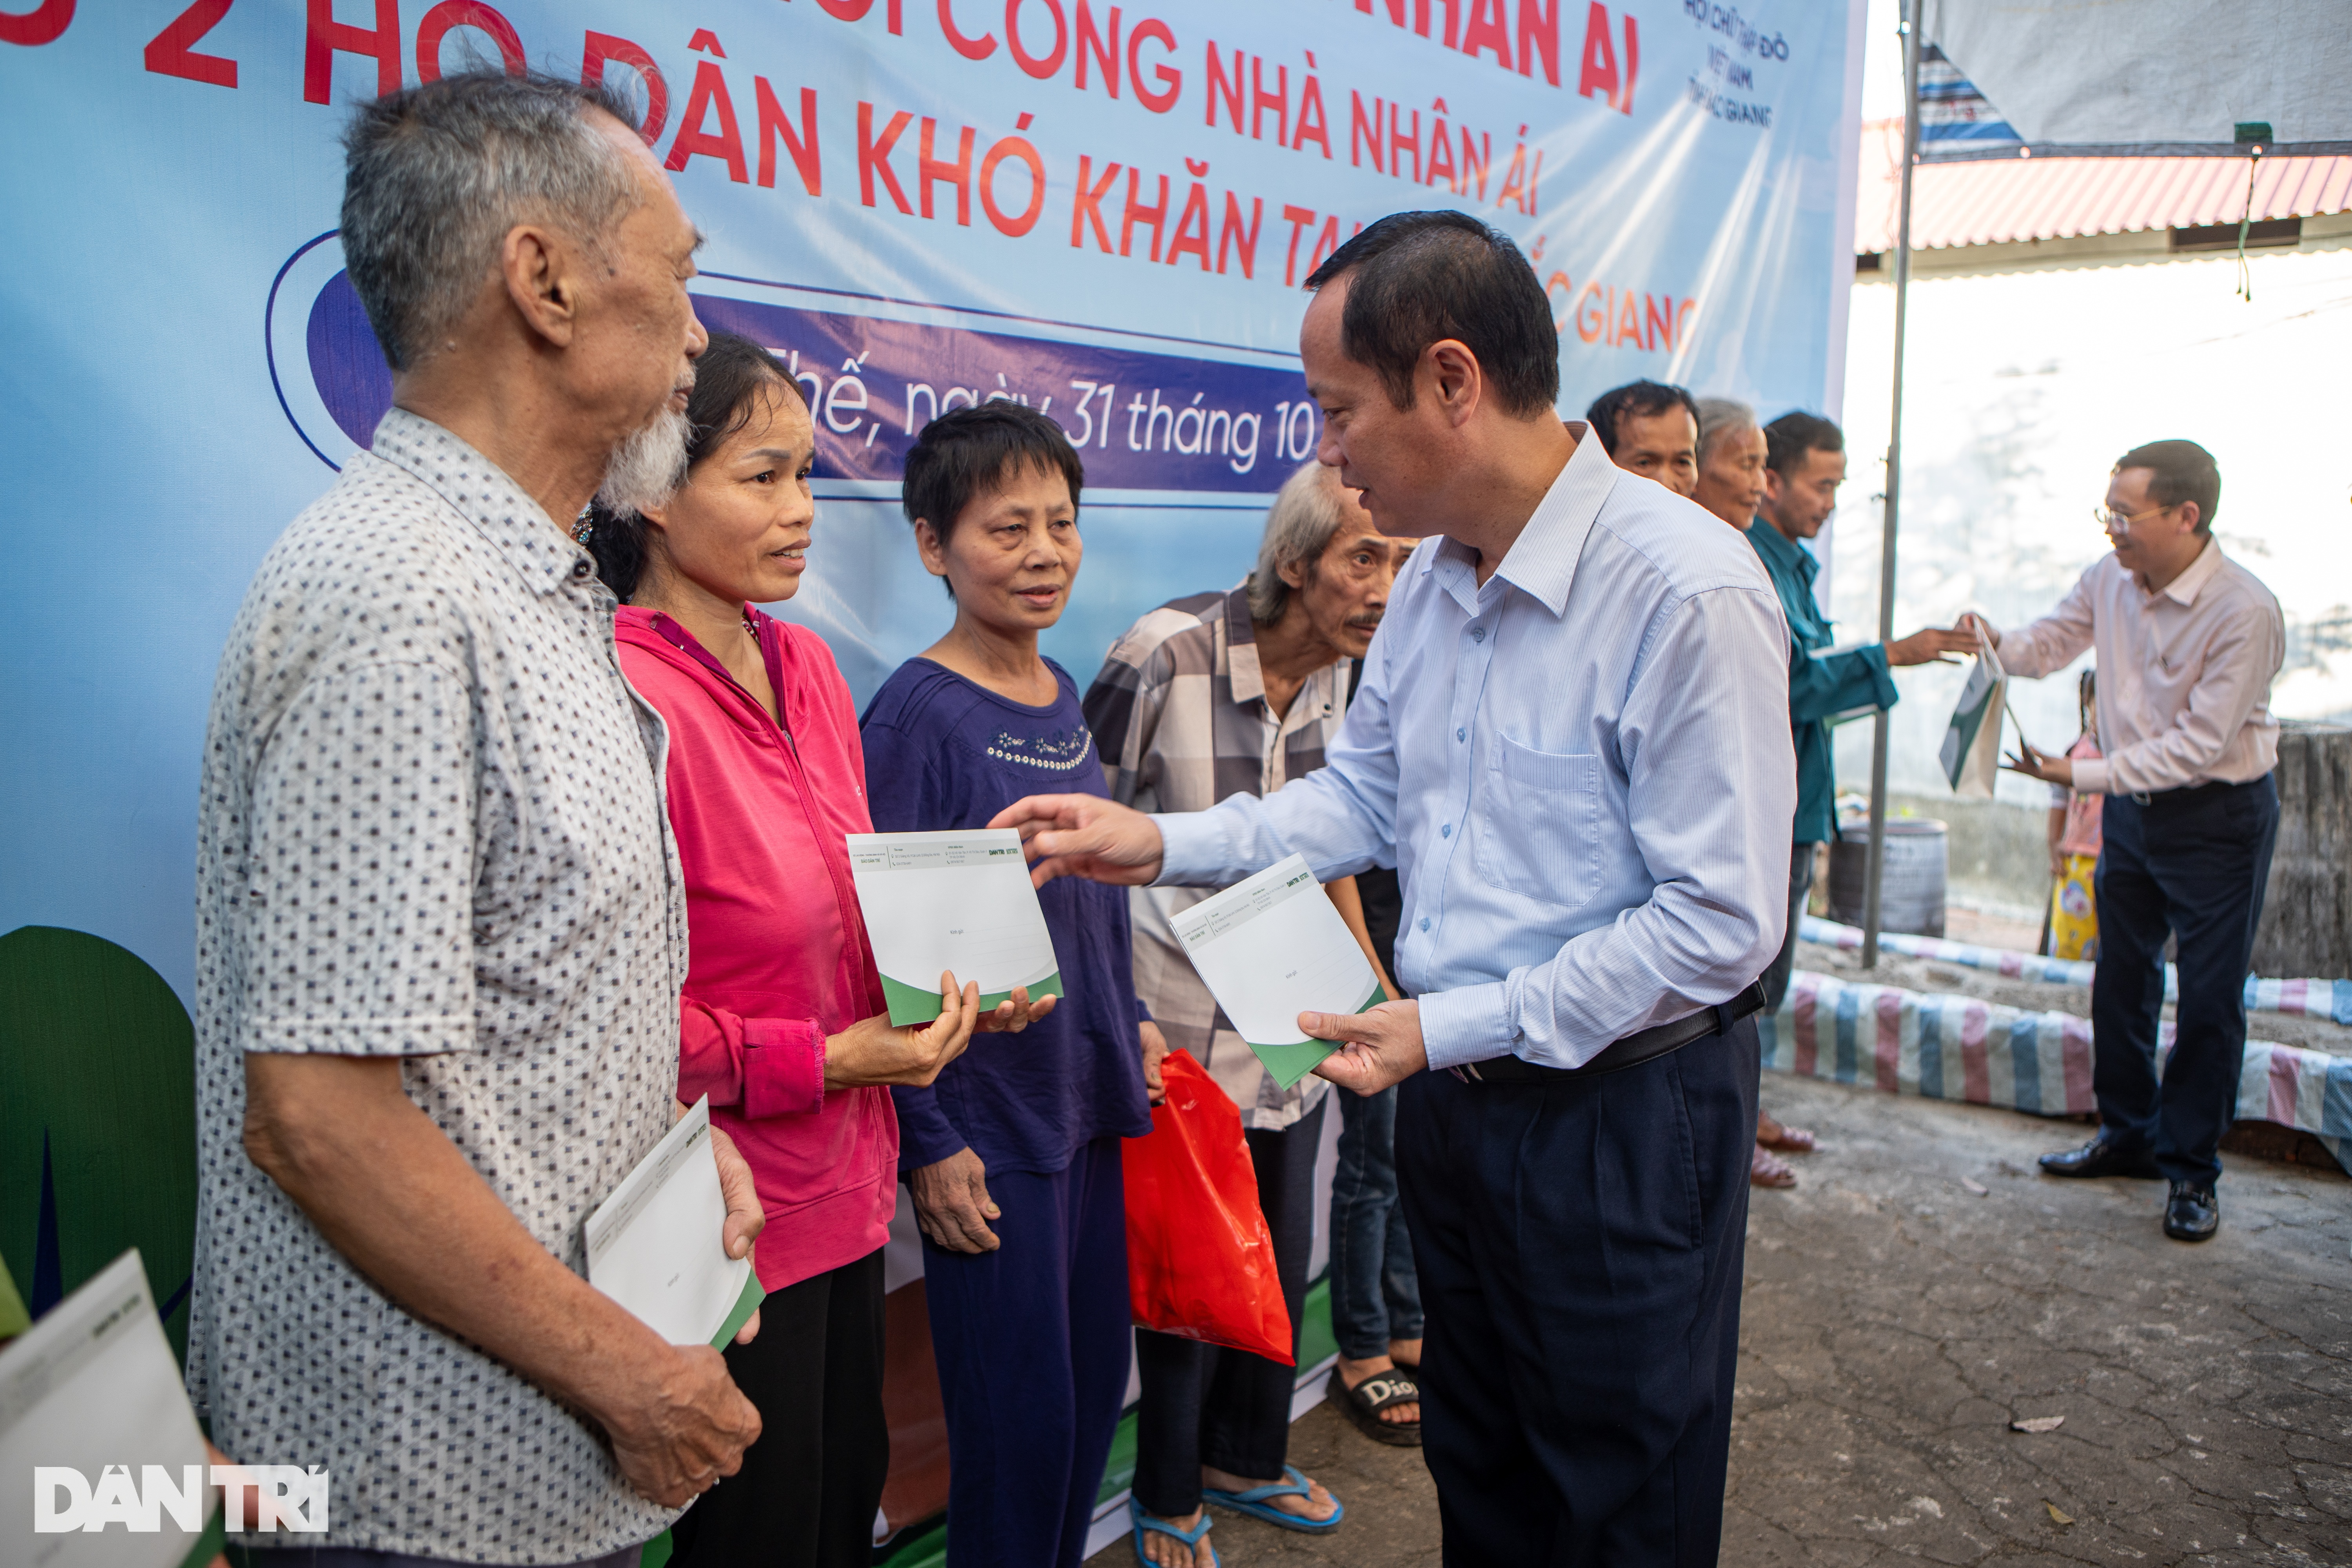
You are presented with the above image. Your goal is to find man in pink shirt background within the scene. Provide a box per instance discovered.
[1967,439,2284,1245]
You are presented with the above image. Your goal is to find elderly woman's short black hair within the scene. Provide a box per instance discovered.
[901,403,1086,543]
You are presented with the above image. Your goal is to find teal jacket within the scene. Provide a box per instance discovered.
[1744,519,1897,844]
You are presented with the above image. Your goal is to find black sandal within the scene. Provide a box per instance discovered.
[1328,1364,1422,1446]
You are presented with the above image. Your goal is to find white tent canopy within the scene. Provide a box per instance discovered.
[1924,0,2352,154]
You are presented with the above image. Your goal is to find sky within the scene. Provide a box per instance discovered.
[1859,0,1910,122]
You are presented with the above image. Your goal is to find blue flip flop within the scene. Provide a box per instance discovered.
[1129,1496,1218,1566]
[1201,1464,1344,1534]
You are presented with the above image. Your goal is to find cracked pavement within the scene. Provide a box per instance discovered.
[1094,1074,2352,1566]
[1731,1074,2352,1566]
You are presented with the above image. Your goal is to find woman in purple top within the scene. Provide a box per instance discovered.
[860,404,1161,1568]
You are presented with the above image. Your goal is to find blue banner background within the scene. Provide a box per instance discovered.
[2,0,1862,997]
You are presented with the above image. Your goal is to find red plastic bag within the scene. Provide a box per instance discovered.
[1122,1049,1294,1365]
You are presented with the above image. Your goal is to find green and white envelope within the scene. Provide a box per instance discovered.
[0,1249,221,1568]
[1170,853,1387,1089]
[1938,627,2008,798]
[586,1096,764,1349]
[846,830,1064,1025]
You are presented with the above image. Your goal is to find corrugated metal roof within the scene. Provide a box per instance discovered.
[1855,118,2352,254]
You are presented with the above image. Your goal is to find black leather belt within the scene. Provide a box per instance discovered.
[2125,777,2254,808]
[1452,980,1768,1085]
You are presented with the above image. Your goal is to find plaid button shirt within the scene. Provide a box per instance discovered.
[1083,586,1348,1129]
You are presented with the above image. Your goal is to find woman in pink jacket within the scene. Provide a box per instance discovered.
[584,332,1049,1568]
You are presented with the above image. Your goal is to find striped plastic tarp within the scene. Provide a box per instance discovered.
[1763,970,2352,1171]
[1799,917,2352,1027]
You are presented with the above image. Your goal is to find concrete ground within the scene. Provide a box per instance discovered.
[1733,1074,2352,1565]
[1093,1074,2352,1567]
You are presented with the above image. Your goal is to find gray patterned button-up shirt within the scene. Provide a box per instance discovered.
[189,409,689,1561]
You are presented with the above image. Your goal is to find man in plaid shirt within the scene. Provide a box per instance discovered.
[1084,461,1424,1548]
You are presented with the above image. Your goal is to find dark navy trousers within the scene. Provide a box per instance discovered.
[1133,1094,1325,1516]
[2091,776,2279,1187]
[921,1136,1131,1568]
[1397,1020,1757,1568]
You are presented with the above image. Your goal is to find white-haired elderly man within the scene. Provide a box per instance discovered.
[192,71,759,1567]
[1083,461,1417,1561]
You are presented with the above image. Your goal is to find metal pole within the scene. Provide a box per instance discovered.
[1862,0,1924,970]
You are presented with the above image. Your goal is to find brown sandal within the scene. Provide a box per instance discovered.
[1756,1112,1818,1154]
[1751,1143,1798,1188]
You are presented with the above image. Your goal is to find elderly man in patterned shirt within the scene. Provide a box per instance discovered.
[191,73,761,1566]
[1085,460,1418,1558]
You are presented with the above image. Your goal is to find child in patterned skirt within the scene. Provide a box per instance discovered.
[2046,669,2103,960]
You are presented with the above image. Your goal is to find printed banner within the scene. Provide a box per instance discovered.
[3,0,1863,998]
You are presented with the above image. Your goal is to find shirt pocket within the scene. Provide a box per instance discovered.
[1472,734,1601,909]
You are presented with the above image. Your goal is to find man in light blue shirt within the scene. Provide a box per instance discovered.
[995,212,1794,1566]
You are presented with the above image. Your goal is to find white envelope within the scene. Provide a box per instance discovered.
[1168,855,1384,1089]
[847,829,1063,1024]
[584,1097,762,1349]
[1938,628,2008,798]
[0,1249,214,1568]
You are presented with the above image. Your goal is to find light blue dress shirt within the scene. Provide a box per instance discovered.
[1155,426,1797,1069]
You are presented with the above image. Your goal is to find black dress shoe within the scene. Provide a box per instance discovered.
[2039,1134,2162,1179]
[2164,1181,2220,1241]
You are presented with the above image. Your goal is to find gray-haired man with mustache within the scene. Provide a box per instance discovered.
[192,71,755,1565]
[1082,460,1419,1550]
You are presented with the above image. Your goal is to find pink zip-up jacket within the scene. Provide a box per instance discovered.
[616,605,897,1292]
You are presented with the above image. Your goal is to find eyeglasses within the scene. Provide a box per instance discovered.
[2092,503,2168,532]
